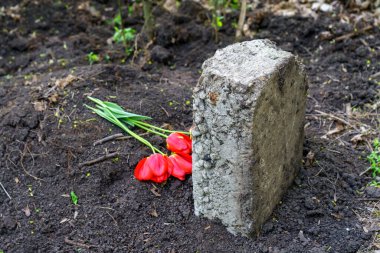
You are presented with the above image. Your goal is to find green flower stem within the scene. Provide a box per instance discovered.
[86,104,164,154]
[132,121,168,138]
[130,120,190,135]
[86,97,191,155]
[105,108,164,155]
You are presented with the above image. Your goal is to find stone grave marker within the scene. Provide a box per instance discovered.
[192,39,308,236]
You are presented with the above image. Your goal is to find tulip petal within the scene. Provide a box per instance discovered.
[166,132,192,155]
[134,157,153,181]
[134,154,172,183]
[171,164,186,181]
[169,154,192,180]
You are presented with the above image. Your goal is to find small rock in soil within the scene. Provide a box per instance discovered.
[342,173,358,188]
[1,215,17,232]
[9,37,29,51]
[304,197,318,210]
[21,114,40,129]
[1,112,21,127]
[307,226,320,236]
[262,221,274,234]
[365,186,380,198]
[13,127,29,141]
[294,177,302,186]
[355,45,368,57]
[150,45,172,64]
[346,239,362,253]
[178,204,190,218]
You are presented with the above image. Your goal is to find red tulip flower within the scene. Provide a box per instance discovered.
[166,132,192,155]
[134,154,173,183]
[169,153,192,181]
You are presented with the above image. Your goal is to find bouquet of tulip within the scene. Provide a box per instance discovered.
[85,97,192,183]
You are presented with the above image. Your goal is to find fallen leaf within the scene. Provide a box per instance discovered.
[33,101,47,112]
[305,151,315,166]
[22,205,31,217]
[319,31,333,40]
[55,74,76,89]
[149,209,158,217]
[163,0,178,13]
[150,187,161,197]
[161,123,174,131]
[77,1,100,18]
[331,213,343,220]
[325,121,345,136]
[48,93,59,103]
[4,5,21,21]
[351,134,366,145]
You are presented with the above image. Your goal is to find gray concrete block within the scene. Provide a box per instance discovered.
[192,39,308,236]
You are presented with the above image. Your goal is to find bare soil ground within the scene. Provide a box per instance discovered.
[0,1,379,252]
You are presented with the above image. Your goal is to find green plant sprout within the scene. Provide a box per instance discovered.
[227,0,240,10]
[127,5,134,16]
[210,0,225,42]
[112,0,138,56]
[369,138,380,181]
[113,13,122,27]
[214,15,224,28]
[113,27,136,45]
[87,52,99,65]
[70,191,78,205]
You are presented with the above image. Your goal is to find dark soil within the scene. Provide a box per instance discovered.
[0,1,379,252]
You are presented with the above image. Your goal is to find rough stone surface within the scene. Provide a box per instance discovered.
[192,39,308,236]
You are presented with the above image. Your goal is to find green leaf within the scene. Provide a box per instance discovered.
[85,96,164,154]
[216,16,223,28]
[113,13,122,27]
[70,191,78,205]
[113,27,136,44]
[88,96,151,122]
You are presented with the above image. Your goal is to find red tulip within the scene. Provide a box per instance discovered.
[169,153,192,181]
[134,154,173,183]
[166,132,192,155]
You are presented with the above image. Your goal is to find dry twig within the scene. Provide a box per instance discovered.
[335,25,373,42]
[20,143,44,181]
[93,133,124,146]
[0,182,12,200]
[78,152,119,168]
[314,109,358,130]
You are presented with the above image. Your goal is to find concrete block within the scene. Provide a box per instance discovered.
[192,40,308,236]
